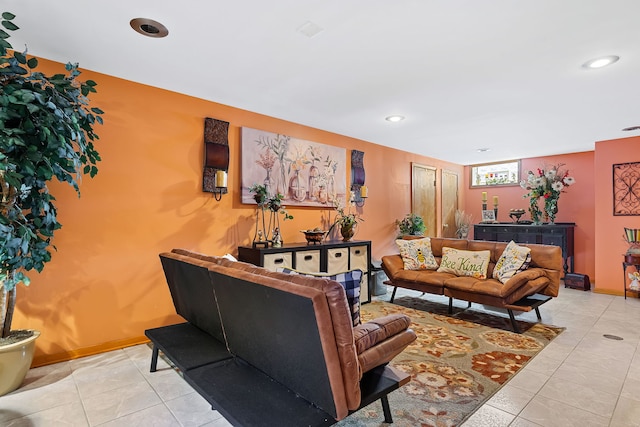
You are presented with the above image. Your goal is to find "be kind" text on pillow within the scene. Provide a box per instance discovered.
[436,247,490,279]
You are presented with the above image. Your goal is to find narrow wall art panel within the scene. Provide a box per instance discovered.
[241,127,346,207]
[613,161,640,215]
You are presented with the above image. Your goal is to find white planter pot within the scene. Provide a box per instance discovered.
[0,330,40,396]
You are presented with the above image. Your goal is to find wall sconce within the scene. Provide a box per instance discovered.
[350,150,368,207]
[203,117,230,201]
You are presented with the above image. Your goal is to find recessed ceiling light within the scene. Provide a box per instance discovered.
[622,126,640,132]
[385,115,405,122]
[582,55,619,69]
[477,148,491,153]
[130,18,169,38]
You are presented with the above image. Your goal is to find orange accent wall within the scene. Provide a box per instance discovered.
[16,58,464,365]
[464,152,596,281]
[594,136,640,294]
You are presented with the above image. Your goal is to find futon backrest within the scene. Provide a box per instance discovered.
[207,262,353,420]
[169,248,362,415]
[159,252,225,343]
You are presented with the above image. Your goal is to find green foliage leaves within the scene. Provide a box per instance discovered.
[1,12,17,22]
[0,12,16,57]
[0,12,104,294]
[396,213,426,236]
[1,14,18,32]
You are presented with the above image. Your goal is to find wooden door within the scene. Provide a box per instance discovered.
[411,164,437,237]
[441,170,459,238]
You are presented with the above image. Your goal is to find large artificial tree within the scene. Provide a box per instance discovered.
[0,12,104,340]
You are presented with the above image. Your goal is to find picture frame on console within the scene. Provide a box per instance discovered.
[481,210,496,223]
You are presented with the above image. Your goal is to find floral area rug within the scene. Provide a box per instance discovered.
[336,296,564,427]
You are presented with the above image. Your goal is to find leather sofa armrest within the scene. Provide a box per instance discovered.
[353,314,411,354]
[381,255,405,280]
[501,268,546,294]
[358,330,416,374]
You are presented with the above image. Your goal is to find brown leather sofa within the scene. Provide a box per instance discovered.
[147,249,417,426]
[382,238,563,332]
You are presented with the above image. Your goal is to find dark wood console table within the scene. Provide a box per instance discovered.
[473,223,575,274]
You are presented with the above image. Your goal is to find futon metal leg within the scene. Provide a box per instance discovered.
[390,286,398,303]
[150,345,159,372]
[380,395,393,423]
[507,310,522,334]
[534,307,542,320]
[448,297,453,314]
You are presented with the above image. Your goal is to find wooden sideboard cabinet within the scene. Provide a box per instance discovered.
[238,240,372,303]
[473,223,575,274]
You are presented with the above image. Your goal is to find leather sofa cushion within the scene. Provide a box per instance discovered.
[353,314,416,374]
[394,269,455,287]
[443,267,547,297]
[357,330,417,373]
[353,314,411,354]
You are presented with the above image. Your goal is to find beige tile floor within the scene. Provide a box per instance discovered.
[1,285,639,426]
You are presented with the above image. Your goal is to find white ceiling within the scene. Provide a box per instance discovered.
[4,0,640,165]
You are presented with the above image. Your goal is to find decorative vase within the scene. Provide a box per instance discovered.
[545,198,558,224]
[253,208,270,246]
[529,197,543,225]
[0,330,40,396]
[340,224,355,241]
[457,228,469,239]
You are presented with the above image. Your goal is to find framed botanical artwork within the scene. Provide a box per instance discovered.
[470,160,521,188]
[613,162,640,216]
[241,127,347,207]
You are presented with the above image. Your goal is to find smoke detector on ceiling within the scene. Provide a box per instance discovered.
[130,18,169,38]
[297,21,323,38]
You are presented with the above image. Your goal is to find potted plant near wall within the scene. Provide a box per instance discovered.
[396,213,426,237]
[327,198,363,241]
[249,184,293,246]
[0,12,104,395]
